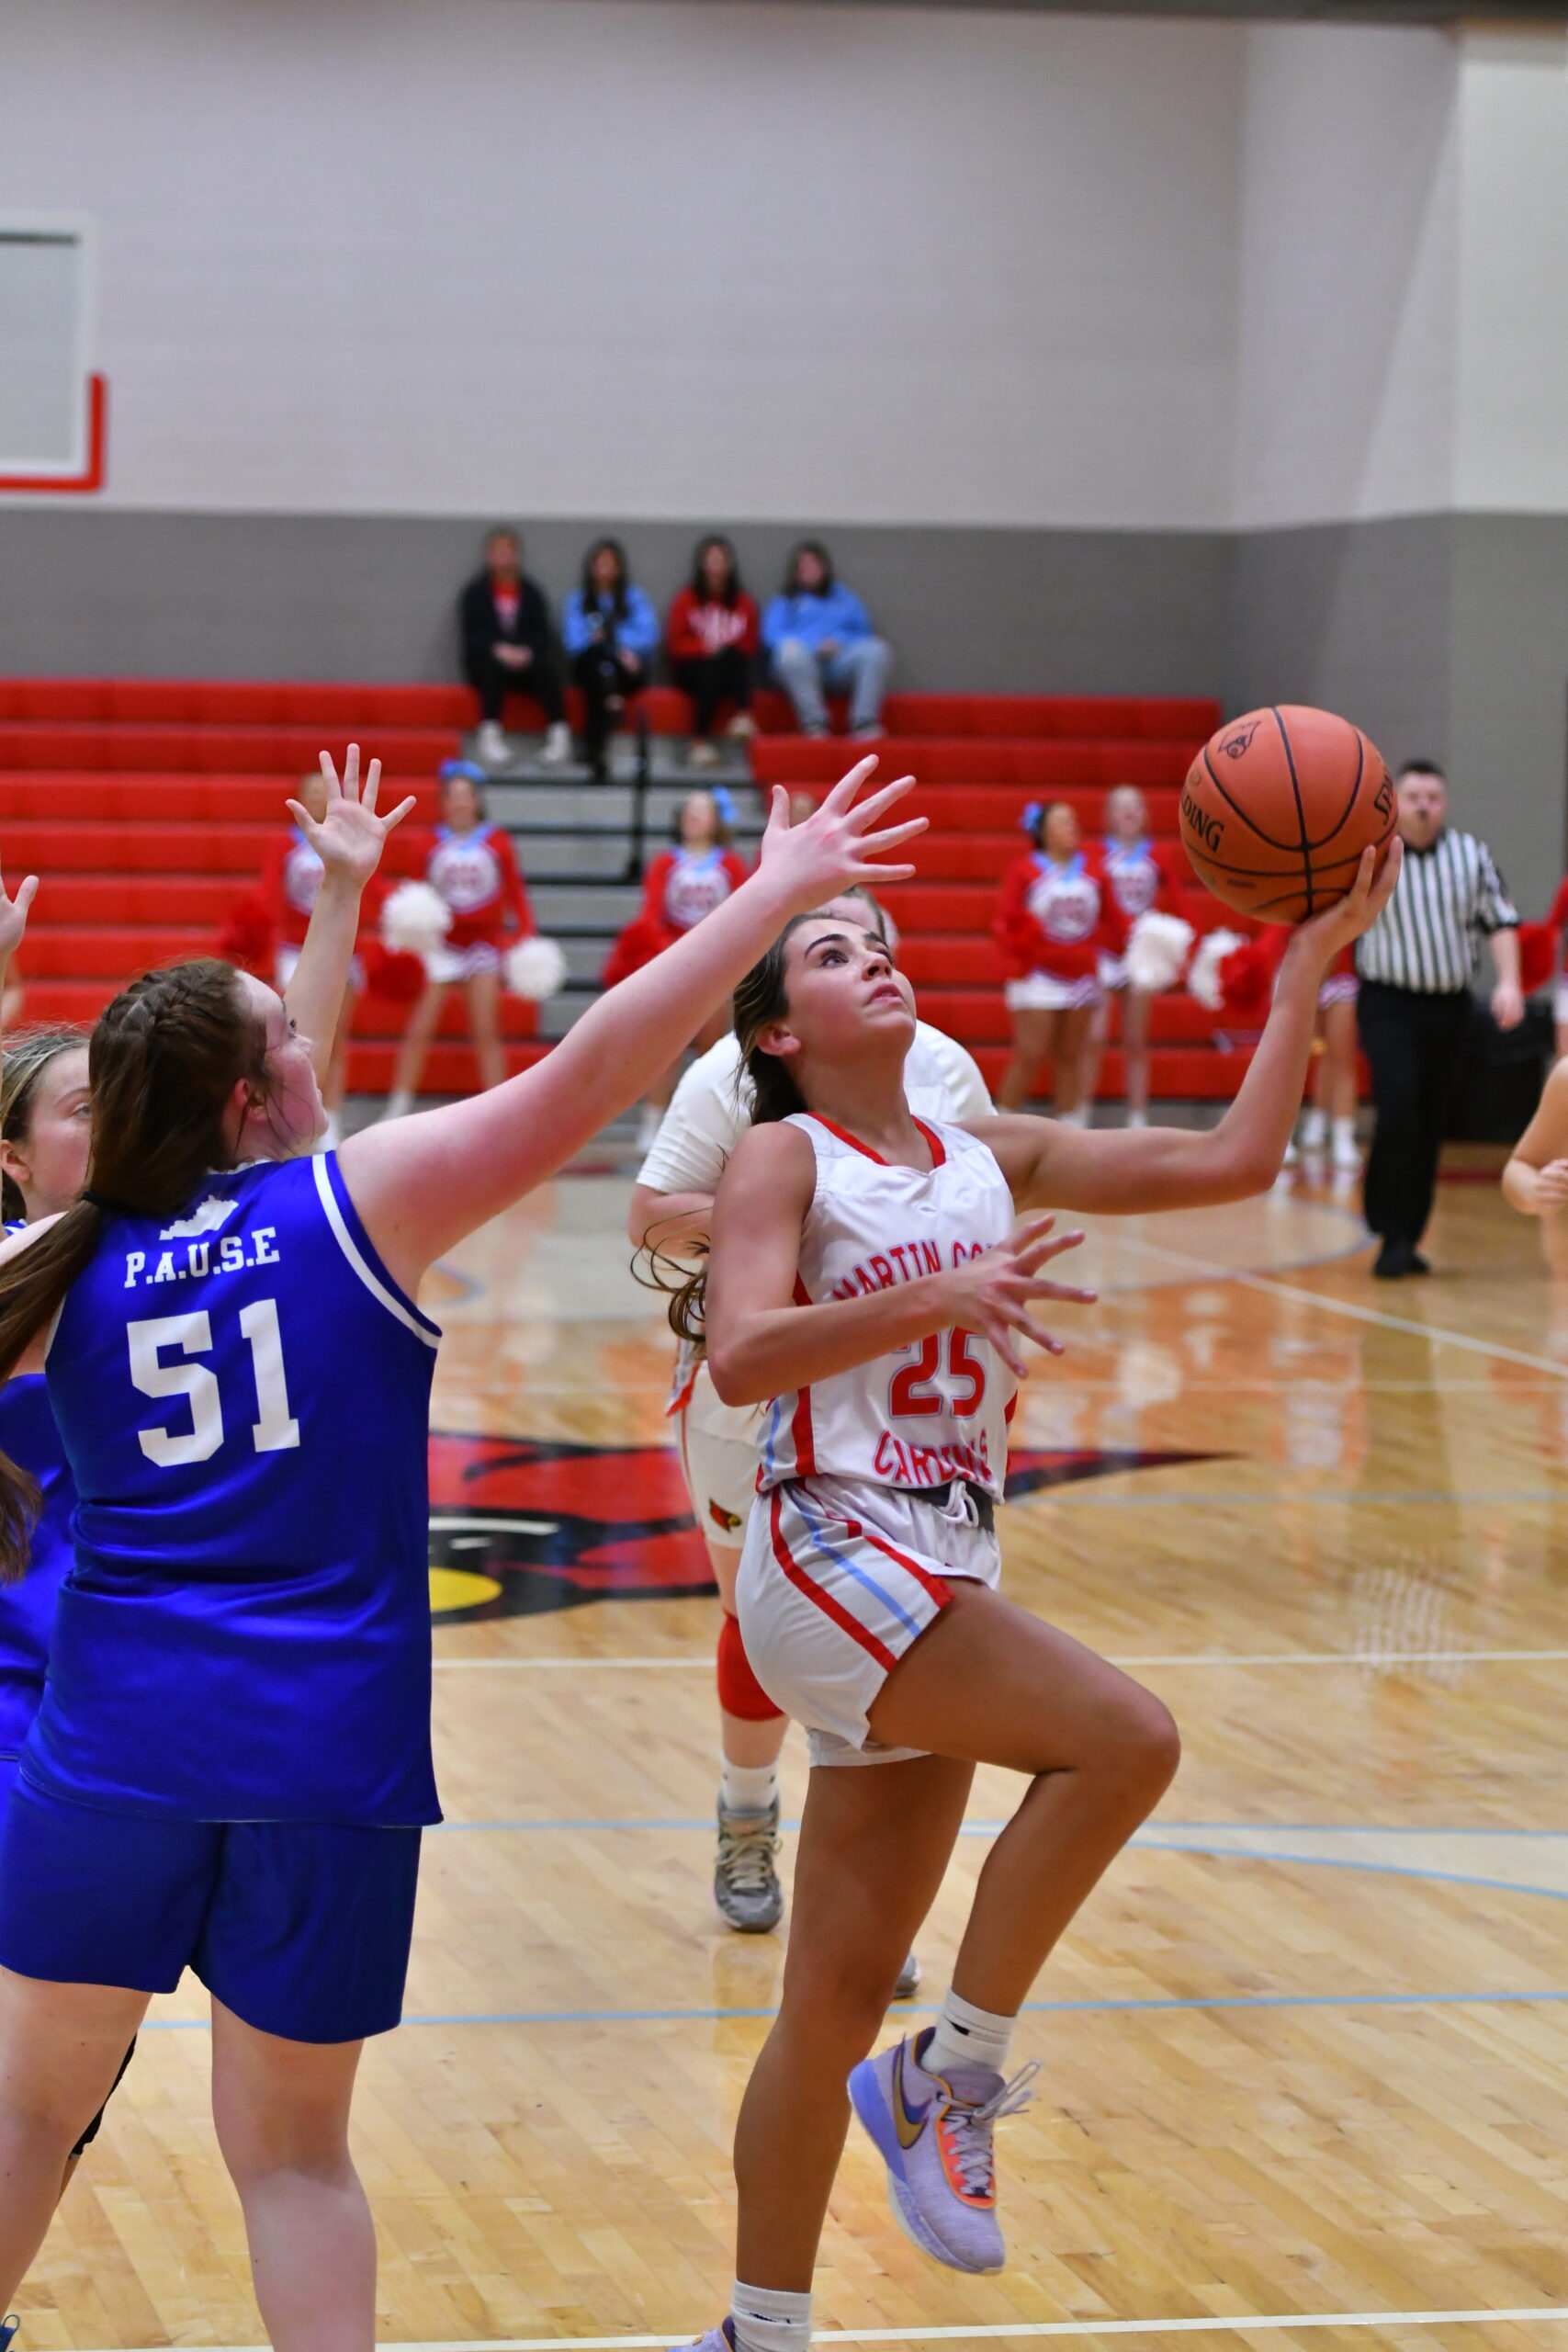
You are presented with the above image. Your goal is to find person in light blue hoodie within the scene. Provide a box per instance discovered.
[761,540,892,740]
[561,537,661,778]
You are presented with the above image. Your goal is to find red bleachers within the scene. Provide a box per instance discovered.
[0,678,1245,1102]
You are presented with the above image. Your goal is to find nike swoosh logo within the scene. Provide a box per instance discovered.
[892,2043,930,2149]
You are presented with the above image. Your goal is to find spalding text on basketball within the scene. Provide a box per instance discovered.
[1180,790,1224,854]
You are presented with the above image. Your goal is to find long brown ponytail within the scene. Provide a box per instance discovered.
[0,960,269,1581]
[642,917,815,1345]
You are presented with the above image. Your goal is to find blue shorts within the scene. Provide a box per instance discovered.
[0,1779,422,2044]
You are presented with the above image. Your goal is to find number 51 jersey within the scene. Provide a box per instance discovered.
[757,1115,1018,1502]
[34,1151,442,1826]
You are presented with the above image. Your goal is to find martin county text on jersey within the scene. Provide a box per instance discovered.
[121,1194,281,1289]
[826,1230,994,1302]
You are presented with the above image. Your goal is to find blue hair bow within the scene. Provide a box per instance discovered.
[1021,800,1043,833]
[441,758,488,786]
[712,785,737,823]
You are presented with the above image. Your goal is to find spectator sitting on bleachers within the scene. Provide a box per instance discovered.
[761,540,891,741]
[561,537,660,781]
[458,526,571,772]
[667,536,760,769]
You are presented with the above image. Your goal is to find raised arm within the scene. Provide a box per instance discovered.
[976,841,1403,1216]
[338,761,926,1295]
[1503,1057,1568,1216]
[704,1125,1092,1406]
[282,745,416,1085]
[0,862,39,1062]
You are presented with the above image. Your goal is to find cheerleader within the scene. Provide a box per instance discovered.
[0,757,919,2348]
[629,888,988,1946]
[258,767,369,1145]
[1292,942,1362,1170]
[1079,785,1182,1128]
[993,801,1127,1120]
[604,788,751,1148]
[666,840,1399,2352]
[384,760,536,1119]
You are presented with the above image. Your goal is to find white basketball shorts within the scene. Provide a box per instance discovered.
[737,1475,1001,1768]
[674,1361,763,1548]
[1004,970,1101,1012]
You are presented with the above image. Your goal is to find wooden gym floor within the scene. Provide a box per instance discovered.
[19,1143,1568,2352]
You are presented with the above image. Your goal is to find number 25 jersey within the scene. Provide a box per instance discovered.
[34,1152,442,1826]
[756,1115,1017,1502]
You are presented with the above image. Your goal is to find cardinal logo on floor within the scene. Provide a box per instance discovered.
[426,1430,1224,1623]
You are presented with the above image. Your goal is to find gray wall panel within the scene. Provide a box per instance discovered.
[1450,514,1568,912]
[0,511,1230,699]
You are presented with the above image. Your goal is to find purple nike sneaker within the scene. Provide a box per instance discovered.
[847,2029,1038,2272]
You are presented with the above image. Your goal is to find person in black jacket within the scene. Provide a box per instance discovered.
[457,528,571,769]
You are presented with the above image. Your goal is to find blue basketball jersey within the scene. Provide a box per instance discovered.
[30,1152,442,1825]
[0,1373,76,1762]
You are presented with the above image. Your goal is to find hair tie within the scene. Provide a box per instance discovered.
[712,786,736,824]
[81,1188,128,1216]
[1021,801,1043,833]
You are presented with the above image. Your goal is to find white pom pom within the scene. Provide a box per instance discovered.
[506,935,569,1001]
[380,880,452,956]
[1188,927,1247,1012]
[1124,911,1194,995]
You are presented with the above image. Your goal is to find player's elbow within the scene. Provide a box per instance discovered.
[626,1184,663,1250]
[705,1340,764,1408]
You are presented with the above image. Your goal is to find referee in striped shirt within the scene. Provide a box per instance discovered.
[1355,759,1522,1277]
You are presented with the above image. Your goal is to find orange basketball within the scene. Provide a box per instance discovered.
[1179,705,1395,922]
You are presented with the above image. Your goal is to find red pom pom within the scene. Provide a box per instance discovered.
[217,891,275,978]
[1518,920,1556,999]
[1217,939,1273,1024]
[360,938,427,1004]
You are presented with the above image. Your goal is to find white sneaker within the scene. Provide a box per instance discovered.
[539,720,572,766]
[1331,1123,1361,1171]
[725,711,759,739]
[687,739,721,770]
[1299,1107,1326,1151]
[476,720,511,768]
[1125,1109,1147,1130]
[381,1088,415,1122]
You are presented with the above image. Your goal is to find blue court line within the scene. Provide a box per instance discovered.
[138,1986,1568,2031]
[1022,1489,1568,1507]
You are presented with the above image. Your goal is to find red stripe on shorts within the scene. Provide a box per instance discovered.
[769,1489,897,1671]
[800,1483,955,1611]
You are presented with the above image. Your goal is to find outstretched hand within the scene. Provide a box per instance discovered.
[939,1214,1096,1380]
[1292,837,1403,966]
[755,757,927,915]
[291,743,419,890]
[0,863,39,967]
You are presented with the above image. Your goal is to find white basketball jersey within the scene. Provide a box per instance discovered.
[757,1114,1017,1500]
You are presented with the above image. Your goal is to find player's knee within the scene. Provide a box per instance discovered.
[716,1612,784,1722]
[1102,1689,1181,1809]
[781,1951,899,2058]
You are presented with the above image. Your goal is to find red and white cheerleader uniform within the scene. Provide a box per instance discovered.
[259,829,367,996]
[736,1114,1016,1765]
[602,843,750,987]
[423,822,534,982]
[1098,835,1181,989]
[993,849,1129,1012]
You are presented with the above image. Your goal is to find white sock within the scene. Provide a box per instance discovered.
[1058,1102,1089,1128]
[922,1989,1016,2081]
[731,2281,811,2352]
[1300,1106,1326,1147]
[720,1759,778,1815]
[383,1088,413,1121]
[1126,1108,1147,1129]
[1332,1115,1358,1148]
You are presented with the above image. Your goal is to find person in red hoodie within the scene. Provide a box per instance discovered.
[993,799,1127,1119]
[604,787,750,1144]
[668,536,761,768]
[384,761,535,1117]
[259,766,369,1145]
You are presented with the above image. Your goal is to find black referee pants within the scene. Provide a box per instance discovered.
[1357,980,1473,1248]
